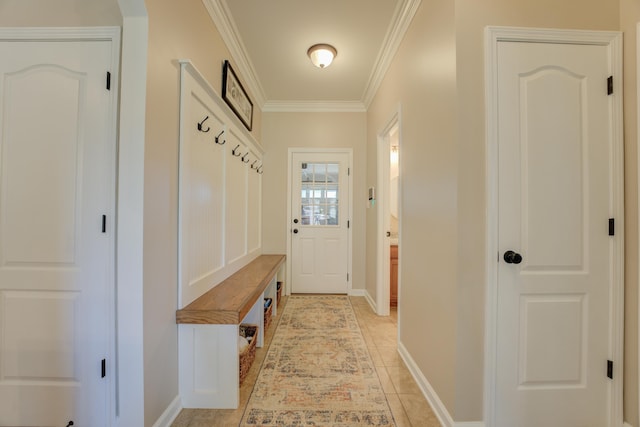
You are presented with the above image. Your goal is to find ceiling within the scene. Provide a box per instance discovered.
[204,0,420,112]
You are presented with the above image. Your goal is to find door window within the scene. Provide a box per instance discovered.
[300,162,339,226]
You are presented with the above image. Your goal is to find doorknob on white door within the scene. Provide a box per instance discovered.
[503,250,522,264]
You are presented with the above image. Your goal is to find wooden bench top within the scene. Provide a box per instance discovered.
[176,254,285,325]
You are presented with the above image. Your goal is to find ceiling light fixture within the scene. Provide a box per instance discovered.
[307,44,337,68]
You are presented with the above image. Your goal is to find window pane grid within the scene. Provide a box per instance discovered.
[300,162,339,226]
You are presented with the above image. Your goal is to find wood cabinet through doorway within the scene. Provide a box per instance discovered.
[390,245,398,307]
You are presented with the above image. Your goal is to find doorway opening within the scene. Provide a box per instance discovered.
[376,111,401,316]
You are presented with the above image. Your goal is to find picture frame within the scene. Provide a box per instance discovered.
[222,60,253,131]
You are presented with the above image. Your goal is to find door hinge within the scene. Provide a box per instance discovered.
[101,359,106,378]
[102,215,107,233]
[607,359,613,379]
[609,218,615,236]
[348,167,350,176]
[347,273,349,282]
[106,71,111,91]
[607,76,613,95]
[347,220,350,229]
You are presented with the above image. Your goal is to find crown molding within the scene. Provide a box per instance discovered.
[361,0,422,108]
[262,100,366,113]
[202,0,267,108]
[0,26,121,39]
[204,0,420,111]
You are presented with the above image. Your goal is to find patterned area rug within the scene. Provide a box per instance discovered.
[240,295,396,426]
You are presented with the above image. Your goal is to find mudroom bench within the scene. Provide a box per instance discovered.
[176,254,285,409]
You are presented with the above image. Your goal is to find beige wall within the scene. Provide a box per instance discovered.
[368,0,631,422]
[455,0,626,422]
[0,0,122,26]
[367,0,459,414]
[261,112,367,290]
[143,0,262,424]
[3,0,639,424]
[454,0,621,421]
[142,0,638,422]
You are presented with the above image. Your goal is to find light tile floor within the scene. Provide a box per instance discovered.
[172,296,442,427]
[350,297,441,427]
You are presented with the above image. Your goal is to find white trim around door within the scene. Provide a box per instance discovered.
[637,22,640,427]
[484,26,624,427]
[114,13,147,427]
[0,26,123,426]
[376,108,402,316]
[287,148,353,295]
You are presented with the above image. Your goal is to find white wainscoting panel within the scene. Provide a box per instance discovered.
[178,324,239,408]
[178,61,263,307]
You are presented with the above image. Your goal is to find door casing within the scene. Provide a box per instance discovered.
[484,26,624,426]
[0,26,121,425]
[286,148,353,295]
[636,22,640,427]
[375,109,402,316]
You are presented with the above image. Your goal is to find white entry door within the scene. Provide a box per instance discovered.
[0,39,115,426]
[291,151,350,294]
[495,38,621,426]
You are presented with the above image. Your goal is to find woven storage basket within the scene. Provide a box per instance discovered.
[264,298,273,331]
[239,324,258,385]
[276,282,282,307]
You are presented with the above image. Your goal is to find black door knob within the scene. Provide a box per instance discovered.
[293,229,299,234]
[503,250,522,264]
[293,218,299,224]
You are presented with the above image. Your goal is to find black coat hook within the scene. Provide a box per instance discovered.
[215,130,226,145]
[241,152,250,163]
[257,166,263,174]
[251,160,258,169]
[232,144,242,157]
[197,116,210,133]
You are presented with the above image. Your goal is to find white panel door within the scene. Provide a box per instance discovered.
[496,41,614,426]
[0,40,114,426]
[291,152,350,294]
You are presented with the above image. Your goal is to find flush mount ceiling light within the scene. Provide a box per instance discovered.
[307,44,337,68]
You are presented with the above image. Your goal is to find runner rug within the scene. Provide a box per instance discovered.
[240,295,396,426]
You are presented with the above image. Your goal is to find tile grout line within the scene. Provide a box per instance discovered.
[349,297,403,427]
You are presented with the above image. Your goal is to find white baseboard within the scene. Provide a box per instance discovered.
[349,288,366,297]
[397,342,484,427]
[363,289,377,312]
[151,395,182,427]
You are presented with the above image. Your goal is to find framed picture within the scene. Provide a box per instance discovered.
[222,60,253,131]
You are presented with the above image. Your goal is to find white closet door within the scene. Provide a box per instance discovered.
[0,39,115,426]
